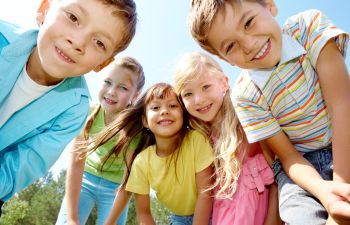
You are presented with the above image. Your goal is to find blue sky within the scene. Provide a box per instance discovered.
[1,0,349,175]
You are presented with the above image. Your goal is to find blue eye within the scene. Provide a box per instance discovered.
[104,80,112,86]
[183,92,192,98]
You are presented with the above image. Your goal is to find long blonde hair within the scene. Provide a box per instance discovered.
[174,52,244,198]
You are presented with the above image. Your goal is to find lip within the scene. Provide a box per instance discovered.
[157,119,173,126]
[196,103,212,114]
[104,97,117,105]
[55,47,75,63]
[252,39,271,60]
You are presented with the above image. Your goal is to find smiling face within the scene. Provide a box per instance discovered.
[207,0,282,69]
[180,72,228,125]
[143,92,184,140]
[30,0,125,85]
[98,65,139,115]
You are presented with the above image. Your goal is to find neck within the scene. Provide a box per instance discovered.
[104,111,118,126]
[155,135,178,157]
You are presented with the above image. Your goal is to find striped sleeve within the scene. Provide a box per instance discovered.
[232,75,281,143]
[283,9,348,68]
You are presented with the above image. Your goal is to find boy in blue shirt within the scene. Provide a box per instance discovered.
[0,0,137,213]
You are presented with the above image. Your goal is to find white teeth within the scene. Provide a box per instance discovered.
[57,48,74,62]
[159,120,172,125]
[198,104,211,112]
[255,42,268,59]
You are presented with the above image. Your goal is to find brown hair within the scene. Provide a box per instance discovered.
[90,83,189,188]
[188,0,266,56]
[96,0,138,54]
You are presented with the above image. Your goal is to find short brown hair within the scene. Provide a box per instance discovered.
[188,0,266,56]
[98,0,138,54]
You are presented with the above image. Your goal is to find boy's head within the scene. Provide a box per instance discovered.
[32,0,137,85]
[189,0,281,69]
[98,56,145,114]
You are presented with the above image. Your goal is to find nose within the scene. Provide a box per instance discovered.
[67,32,87,54]
[107,87,117,97]
[194,93,204,105]
[160,107,169,116]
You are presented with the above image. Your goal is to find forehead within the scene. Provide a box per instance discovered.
[104,66,138,83]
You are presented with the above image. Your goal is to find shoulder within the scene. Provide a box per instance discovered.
[0,20,31,44]
[185,129,208,143]
[283,9,324,34]
[232,71,260,100]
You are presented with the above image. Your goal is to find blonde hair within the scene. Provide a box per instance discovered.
[174,52,244,199]
[188,0,266,56]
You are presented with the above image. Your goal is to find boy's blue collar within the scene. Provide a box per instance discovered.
[245,34,306,90]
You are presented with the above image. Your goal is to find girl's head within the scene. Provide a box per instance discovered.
[92,83,189,187]
[174,52,229,127]
[174,52,244,199]
[98,56,145,115]
[142,83,186,141]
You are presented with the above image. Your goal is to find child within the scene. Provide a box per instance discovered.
[188,0,350,224]
[91,83,214,225]
[174,51,280,225]
[0,0,137,212]
[55,56,145,225]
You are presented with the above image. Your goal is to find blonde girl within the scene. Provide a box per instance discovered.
[92,83,214,225]
[174,52,281,225]
[55,56,145,225]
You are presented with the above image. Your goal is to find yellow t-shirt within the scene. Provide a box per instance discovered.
[126,130,214,216]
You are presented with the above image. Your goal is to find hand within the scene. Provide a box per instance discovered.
[321,181,350,224]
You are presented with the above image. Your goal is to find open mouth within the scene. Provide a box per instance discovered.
[197,103,212,113]
[253,39,270,60]
[158,120,173,125]
[55,47,75,63]
[104,97,117,105]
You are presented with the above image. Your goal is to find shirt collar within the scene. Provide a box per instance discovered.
[246,34,306,90]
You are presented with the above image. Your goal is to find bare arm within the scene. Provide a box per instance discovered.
[66,137,86,225]
[262,131,350,222]
[134,194,155,225]
[193,165,214,225]
[263,183,283,225]
[316,39,350,183]
[316,39,350,225]
[103,188,132,225]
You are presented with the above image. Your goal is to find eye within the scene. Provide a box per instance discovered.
[203,84,210,90]
[119,85,128,92]
[150,105,159,111]
[104,80,112,86]
[66,12,78,24]
[245,17,254,30]
[95,39,106,51]
[182,92,192,98]
[225,42,235,55]
[170,104,178,108]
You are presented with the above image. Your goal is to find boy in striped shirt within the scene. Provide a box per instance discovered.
[188,0,350,224]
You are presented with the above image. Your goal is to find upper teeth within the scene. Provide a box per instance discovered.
[255,42,268,59]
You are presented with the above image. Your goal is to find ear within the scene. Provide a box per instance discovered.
[131,90,141,105]
[94,57,115,72]
[264,0,278,17]
[36,0,50,26]
[221,75,230,92]
[142,115,149,128]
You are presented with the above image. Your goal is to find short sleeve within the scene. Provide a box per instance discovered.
[190,131,214,173]
[283,9,348,68]
[125,154,150,195]
[232,77,281,143]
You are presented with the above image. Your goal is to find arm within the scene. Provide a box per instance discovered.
[316,39,350,225]
[262,131,350,222]
[263,183,283,225]
[0,103,89,201]
[134,194,155,225]
[316,39,350,183]
[193,165,214,225]
[65,137,86,225]
[104,188,132,225]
